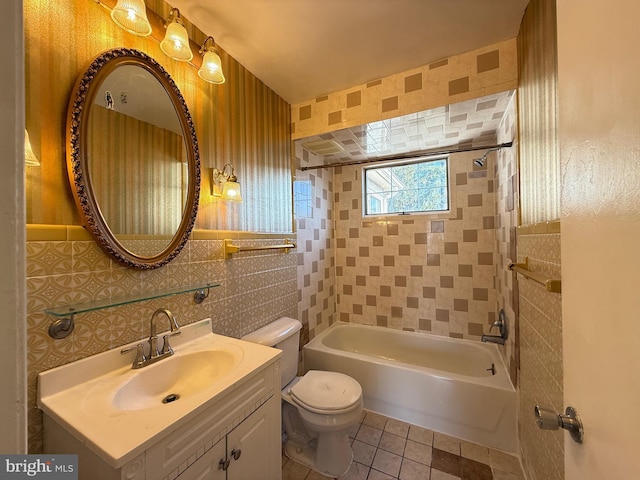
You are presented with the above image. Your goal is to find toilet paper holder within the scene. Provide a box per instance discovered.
[534,405,584,443]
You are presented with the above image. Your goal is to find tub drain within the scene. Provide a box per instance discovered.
[162,393,180,404]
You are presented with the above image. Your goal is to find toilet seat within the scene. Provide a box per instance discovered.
[290,370,362,415]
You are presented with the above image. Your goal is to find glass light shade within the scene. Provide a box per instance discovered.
[221,180,242,202]
[24,130,40,167]
[111,0,152,36]
[198,49,226,84]
[160,21,193,61]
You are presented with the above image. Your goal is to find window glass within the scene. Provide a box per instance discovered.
[364,158,449,216]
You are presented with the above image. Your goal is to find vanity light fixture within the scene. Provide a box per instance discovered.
[210,164,242,202]
[198,37,226,84]
[160,8,193,62]
[24,130,40,167]
[110,0,152,36]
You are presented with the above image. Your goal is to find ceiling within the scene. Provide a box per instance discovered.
[168,0,529,105]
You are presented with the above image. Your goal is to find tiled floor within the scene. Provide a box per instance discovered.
[282,410,526,480]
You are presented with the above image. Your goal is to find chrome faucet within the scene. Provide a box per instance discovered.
[121,308,181,369]
[481,309,508,345]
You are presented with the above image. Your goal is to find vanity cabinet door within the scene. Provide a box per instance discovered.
[227,395,281,480]
[177,438,226,480]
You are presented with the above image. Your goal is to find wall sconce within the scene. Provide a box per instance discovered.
[198,37,226,84]
[210,164,242,201]
[160,8,193,62]
[111,0,152,36]
[24,130,40,167]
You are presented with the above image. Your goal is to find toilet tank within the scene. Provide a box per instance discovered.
[242,317,302,387]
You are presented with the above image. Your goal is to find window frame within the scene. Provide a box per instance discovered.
[362,156,451,218]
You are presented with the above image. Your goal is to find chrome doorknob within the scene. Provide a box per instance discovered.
[534,405,584,443]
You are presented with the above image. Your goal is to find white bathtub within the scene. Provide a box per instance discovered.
[303,322,517,452]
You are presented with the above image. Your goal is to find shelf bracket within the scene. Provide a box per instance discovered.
[48,313,75,339]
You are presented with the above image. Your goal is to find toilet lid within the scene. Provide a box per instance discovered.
[290,370,362,412]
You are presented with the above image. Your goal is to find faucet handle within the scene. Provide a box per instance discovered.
[121,343,147,369]
[161,331,182,355]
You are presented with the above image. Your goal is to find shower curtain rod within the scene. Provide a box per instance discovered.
[300,141,513,171]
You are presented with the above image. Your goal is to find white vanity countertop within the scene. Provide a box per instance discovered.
[38,318,281,468]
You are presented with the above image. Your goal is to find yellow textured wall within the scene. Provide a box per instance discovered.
[24,0,292,233]
[24,0,296,454]
[517,0,559,224]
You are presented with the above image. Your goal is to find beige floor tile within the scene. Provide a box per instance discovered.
[363,410,388,429]
[368,469,396,480]
[372,449,403,477]
[404,440,433,466]
[460,439,490,465]
[399,458,431,480]
[306,470,333,480]
[433,432,461,455]
[384,418,411,437]
[338,461,370,480]
[355,424,383,446]
[408,425,434,446]
[282,459,311,480]
[431,469,461,480]
[352,439,377,466]
[379,431,407,456]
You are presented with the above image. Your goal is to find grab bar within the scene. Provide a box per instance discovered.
[508,257,561,293]
[224,239,296,259]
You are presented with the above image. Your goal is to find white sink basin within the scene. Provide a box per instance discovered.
[112,349,241,411]
[38,318,281,468]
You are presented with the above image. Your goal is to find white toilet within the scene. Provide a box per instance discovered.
[242,317,363,477]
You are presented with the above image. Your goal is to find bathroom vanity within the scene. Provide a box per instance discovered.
[38,319,282,480]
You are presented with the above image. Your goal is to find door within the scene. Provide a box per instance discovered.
[227,397,281,480]
[557,1,640,478]
[178,438,226,480]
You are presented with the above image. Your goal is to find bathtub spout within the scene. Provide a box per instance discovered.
[481,334,506,345]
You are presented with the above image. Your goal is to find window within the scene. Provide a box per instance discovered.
[364,158,449,216]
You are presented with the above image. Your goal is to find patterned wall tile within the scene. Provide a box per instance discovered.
[332,150,497,339]
[26,234,297,453]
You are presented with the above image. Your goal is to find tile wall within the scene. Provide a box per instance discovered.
[294,148,336,343]
[292,39,518,140]
[26,228,297,453]
[333,152,497,339]
[494,95,520,385]
[516,222,563,480]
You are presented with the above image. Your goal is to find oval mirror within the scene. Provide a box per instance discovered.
[66,48,200,269]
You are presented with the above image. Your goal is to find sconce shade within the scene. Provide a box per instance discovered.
[221,179,242,201]
[160,12,193,61]
[198,48,225,84]
[24,130,40,167]
[210,166,242,201]
[111,0,152,36]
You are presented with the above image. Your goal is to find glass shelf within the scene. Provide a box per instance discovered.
[45,282,220,318]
